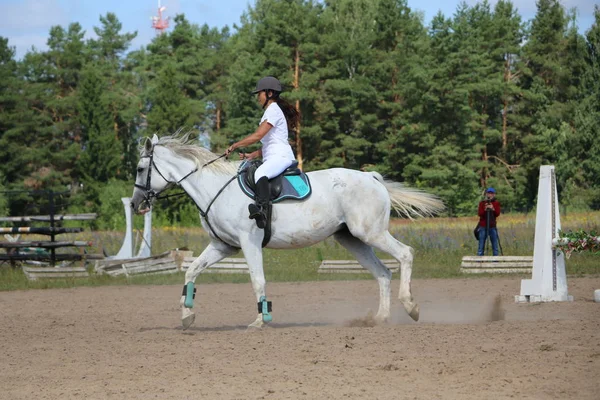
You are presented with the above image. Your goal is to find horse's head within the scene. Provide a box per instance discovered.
[130,134,173,214]
[130,132,228,214]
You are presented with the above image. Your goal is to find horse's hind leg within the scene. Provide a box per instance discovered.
[362,232,419,322]
[333,230,392,323]
[180,241,238,329]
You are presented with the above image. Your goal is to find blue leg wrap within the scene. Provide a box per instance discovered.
[183,282,195,308]
[259,296,272,323]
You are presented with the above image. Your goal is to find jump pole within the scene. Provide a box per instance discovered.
[515,165,573,303]
[107,198,152,260]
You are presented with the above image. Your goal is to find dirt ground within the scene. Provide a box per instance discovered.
[1,277,599,400]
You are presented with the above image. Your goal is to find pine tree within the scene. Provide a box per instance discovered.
[0,36,29,215]
[399,5,486,215]
[517,0,581,208]
[146,62,194,135]
[372,0,430,180]
[475,0,527,210]
[565,7,600,209]
[0,24,86,193]
[221,0,322,168]
[0,37,20,181]
[77,65,123,183]
[88,13,140,180]
[305,0,379,169]
[168,15,231,150]
[41,23,88,190]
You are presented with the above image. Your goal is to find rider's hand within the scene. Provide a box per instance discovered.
[242,151,258,160]
[225,145,236,157]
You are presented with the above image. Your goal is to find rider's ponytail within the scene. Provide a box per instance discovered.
[275,96,301,134]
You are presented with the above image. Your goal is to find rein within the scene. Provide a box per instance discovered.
[135,146,241,248]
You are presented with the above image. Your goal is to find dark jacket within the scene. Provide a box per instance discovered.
[478,199,501,228]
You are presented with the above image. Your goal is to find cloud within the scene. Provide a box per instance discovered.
[465,0,596,16]
[560,0,596,12]
[0,0,70,59]
[3,0,68,31]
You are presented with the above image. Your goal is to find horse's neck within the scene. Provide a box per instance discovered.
[179,167,235,212]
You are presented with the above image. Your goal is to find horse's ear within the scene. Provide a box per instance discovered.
[151,134,159,145]
[144,137,153,153]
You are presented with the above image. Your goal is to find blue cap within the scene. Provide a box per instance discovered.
[486,187,496,193]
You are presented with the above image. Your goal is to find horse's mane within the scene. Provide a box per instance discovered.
[142,132,240,175]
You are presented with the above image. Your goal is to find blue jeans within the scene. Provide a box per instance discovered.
[477,227,499,256]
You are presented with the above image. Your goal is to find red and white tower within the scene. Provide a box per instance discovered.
[151,0,169,35]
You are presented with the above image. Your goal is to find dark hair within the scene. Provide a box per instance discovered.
[276,97,301,133]
[267,90,300,133]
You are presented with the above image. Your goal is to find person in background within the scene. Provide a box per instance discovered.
[477,187,501,256]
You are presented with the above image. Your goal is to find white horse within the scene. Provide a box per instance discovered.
[130,134,444,329]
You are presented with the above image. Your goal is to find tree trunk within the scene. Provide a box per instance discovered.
[293,46,303,170]
[502,53,511,151]
[481,146,488,188]
[216,103,221,131]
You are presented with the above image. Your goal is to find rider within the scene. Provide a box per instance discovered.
[225,76,300,229]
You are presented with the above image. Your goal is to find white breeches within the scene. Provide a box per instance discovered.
[255,157,294,183]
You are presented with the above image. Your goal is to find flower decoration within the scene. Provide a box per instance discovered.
[554,230,600,259]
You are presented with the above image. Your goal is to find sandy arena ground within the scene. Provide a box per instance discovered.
[1,277,599,400]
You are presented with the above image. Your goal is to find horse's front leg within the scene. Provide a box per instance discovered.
[239,232,270,328]
[181,240,238,329]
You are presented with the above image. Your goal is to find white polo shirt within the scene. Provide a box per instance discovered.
[260,103,295,161]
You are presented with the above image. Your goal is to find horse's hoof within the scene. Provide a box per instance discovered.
[182,311,196,330]
[408,303,420,322]
[247,316,264,329]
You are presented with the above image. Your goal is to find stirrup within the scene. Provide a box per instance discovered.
[248,205,266,229]
[248,204,266,229]
[248,204,262,219]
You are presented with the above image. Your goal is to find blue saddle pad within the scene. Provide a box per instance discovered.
[237,161,312,203]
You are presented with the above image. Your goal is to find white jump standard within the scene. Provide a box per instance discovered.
[108,197,152,260]
[515,165,573,303]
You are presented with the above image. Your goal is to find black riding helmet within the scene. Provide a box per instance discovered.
[252,76,282,93]
[252,76,282,108]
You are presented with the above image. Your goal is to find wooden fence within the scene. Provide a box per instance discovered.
[22,266,90,281]
[318,259,400,273]
[181,257,249,274]
[95,252,250,276]
[460,256,533,274]
[0,190,102,267]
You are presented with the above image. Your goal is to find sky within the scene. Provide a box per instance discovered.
[1,0,597,60]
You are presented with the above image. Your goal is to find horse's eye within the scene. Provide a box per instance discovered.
[137,167,144,173]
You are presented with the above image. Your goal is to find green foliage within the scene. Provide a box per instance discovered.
[96,179,136,230]
[88,13,140,181]
[77,65,124,183]
[0,176,8,217]
[146,62,195,134]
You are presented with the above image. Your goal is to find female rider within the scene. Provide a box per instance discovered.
[225,76,300,229]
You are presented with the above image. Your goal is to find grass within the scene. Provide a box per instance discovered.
[1,211,599,291]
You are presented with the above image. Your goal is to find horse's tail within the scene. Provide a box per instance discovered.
[371,172,445,219]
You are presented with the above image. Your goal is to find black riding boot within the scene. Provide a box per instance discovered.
[248,176,269,229]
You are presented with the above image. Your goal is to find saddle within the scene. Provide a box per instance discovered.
[237,160,312,203]
[237,160,312,247]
